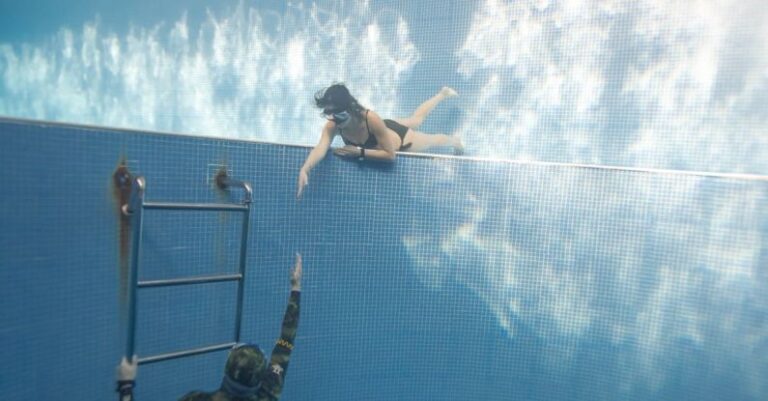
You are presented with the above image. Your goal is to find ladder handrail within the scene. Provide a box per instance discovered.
[124,176,145,361]
[121,174,253,364]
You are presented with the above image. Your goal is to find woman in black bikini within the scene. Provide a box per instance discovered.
[297,83,463,198]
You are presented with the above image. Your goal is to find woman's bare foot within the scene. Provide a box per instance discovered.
[440,86,458,98]
[452,136,464,155]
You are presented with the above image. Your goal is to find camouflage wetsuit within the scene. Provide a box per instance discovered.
[179,289,301,401]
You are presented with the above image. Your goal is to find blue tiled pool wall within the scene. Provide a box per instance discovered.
[1,118,767,401]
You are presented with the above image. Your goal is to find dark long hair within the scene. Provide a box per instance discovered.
[314,83,366,119]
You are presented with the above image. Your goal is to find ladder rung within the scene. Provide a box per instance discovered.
[138,273,242,288]
[143,201,248,211]
[138,342,237,365]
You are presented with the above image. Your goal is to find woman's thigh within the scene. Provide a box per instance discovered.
[391,117,421,129]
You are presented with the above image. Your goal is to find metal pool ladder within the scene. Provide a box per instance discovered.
[121,174,253,365]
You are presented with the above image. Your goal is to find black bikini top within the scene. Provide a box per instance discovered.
[341,110,378,149]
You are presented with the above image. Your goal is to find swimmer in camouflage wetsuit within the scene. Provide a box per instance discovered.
[178,253,303,401]
[115,253,303,401]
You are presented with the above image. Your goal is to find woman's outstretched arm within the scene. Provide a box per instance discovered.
[298,123,334,198]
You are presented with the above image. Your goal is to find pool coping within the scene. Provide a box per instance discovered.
[2,115,767,182]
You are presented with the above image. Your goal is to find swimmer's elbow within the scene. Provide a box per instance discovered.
[384,150,397,161]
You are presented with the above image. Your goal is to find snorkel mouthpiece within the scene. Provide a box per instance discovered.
[332,110,350,125]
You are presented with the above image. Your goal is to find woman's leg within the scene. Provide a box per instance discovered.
[402,130,464,155]
[394,87,458,129]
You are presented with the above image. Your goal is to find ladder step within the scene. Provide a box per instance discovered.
[143,201,248,211]
[139,273,242,288]
[138,342,237,365]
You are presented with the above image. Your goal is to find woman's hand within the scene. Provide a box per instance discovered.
[116,355,138,400]
[333,145,363,159]
[117,356,138,381]
[296,169,309,199]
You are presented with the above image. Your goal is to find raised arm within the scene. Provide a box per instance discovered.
[298,124,335,199]
[260,253,302,400]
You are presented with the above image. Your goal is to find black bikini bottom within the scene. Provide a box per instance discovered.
[384,119,412,150]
